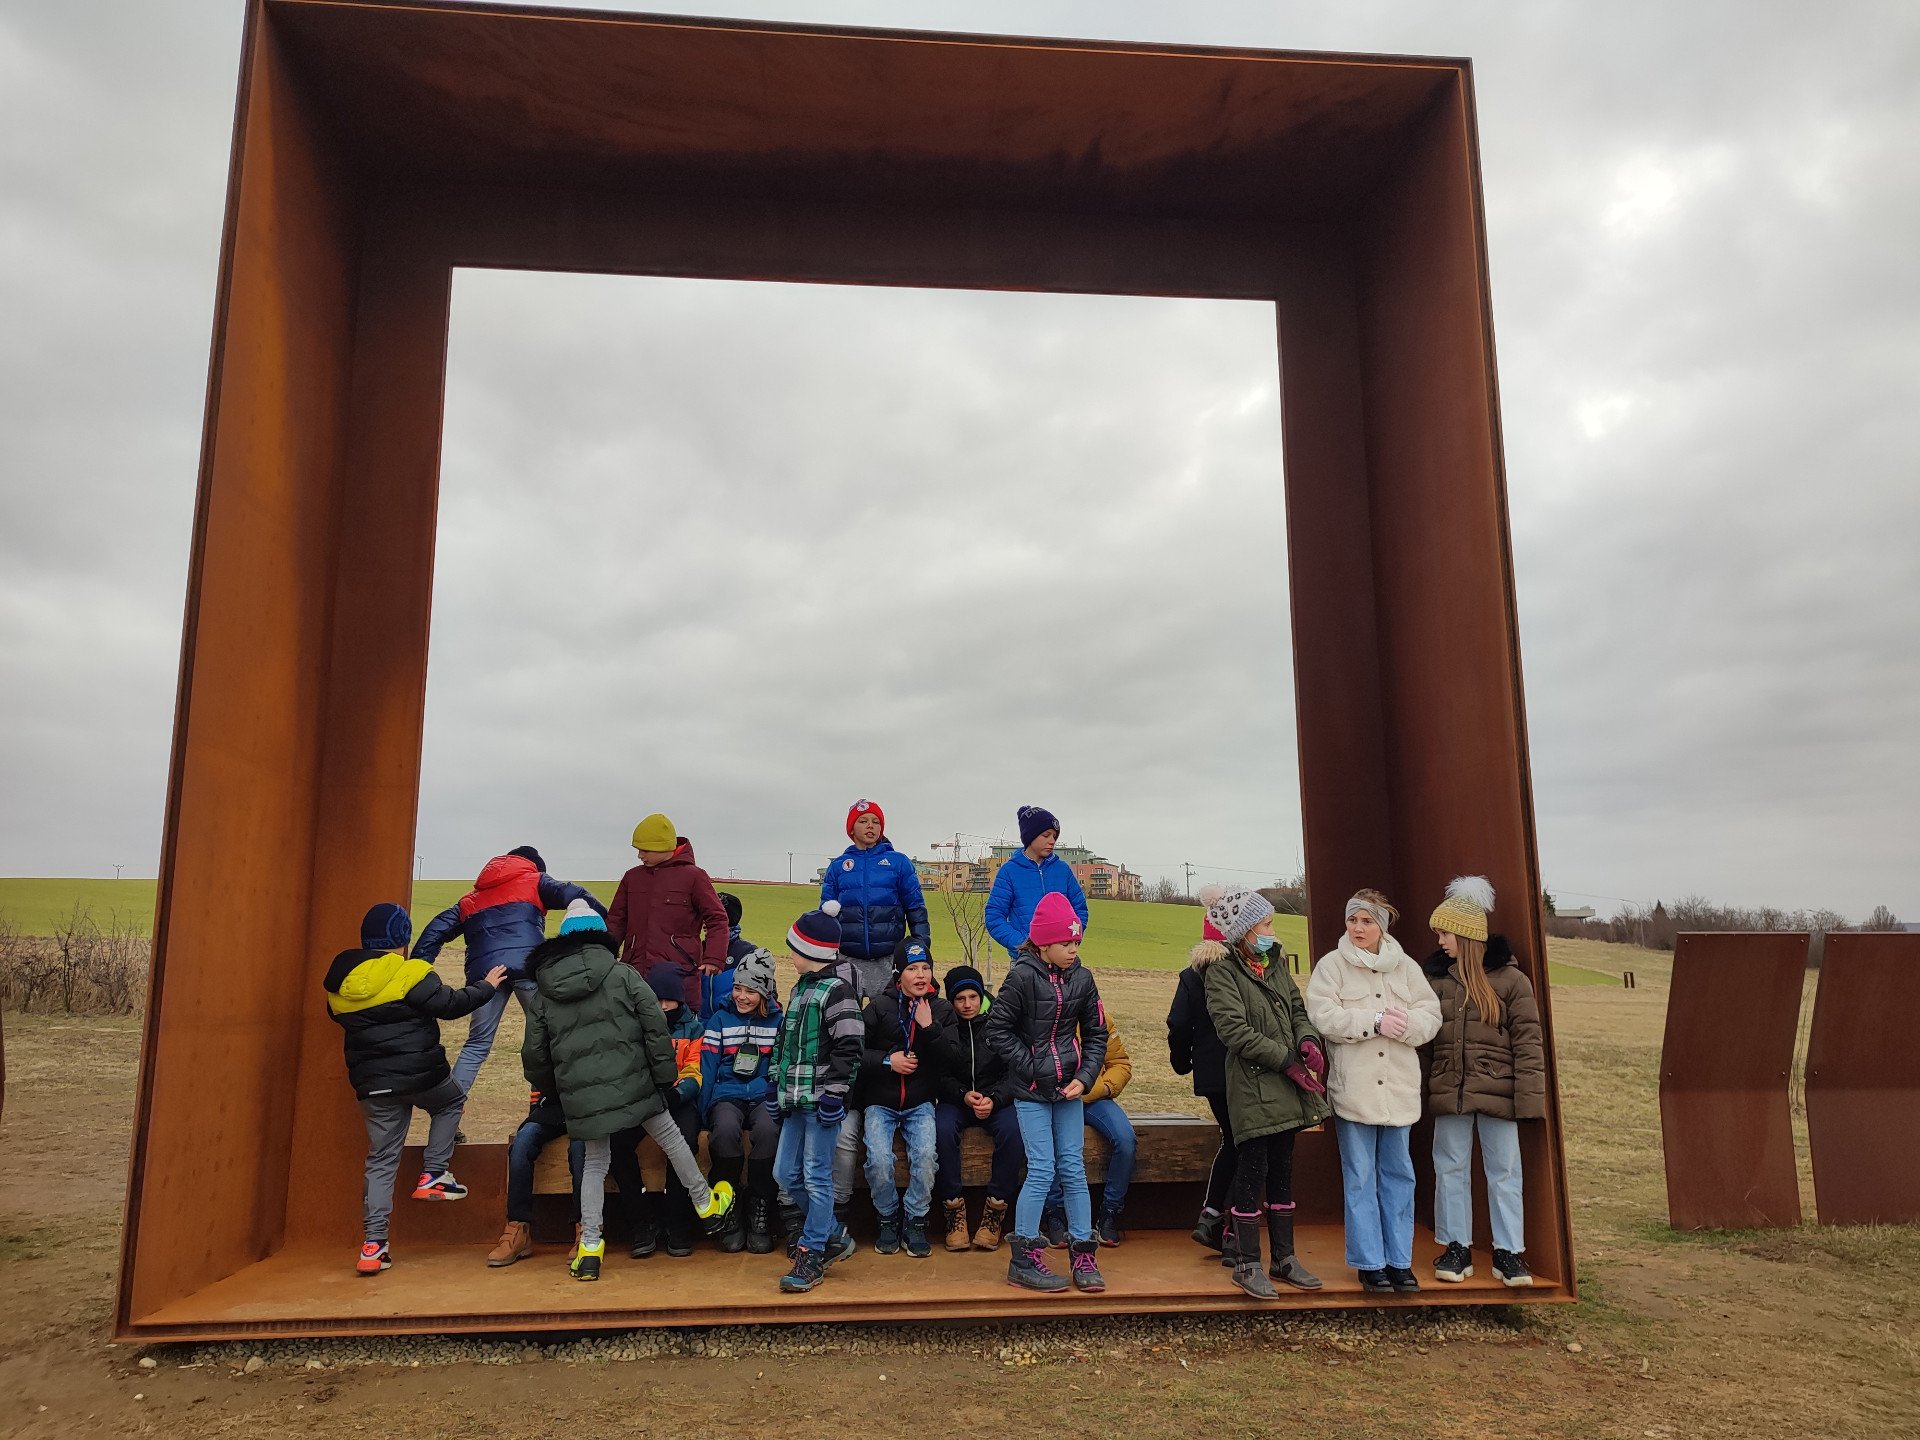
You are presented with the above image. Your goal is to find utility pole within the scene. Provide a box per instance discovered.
[787,852,794,885]
[415,854,423,882]
[113,863,124,881]
[1184,861,1195,897]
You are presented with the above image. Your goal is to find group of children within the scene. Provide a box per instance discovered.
[324,796,1543,1297]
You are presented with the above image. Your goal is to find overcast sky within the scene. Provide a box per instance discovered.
[3,1,1916,922]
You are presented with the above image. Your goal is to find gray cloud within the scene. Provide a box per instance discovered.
[3,0,1916,922]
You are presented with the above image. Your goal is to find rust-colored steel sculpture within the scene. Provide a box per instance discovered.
[1660,932,1808,1230]
[1806,932,1920,1225]
[119,0,1571,1337]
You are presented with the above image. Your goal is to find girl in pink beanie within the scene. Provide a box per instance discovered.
[985,891,1111,1293]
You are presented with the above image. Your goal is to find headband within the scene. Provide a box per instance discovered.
[1344,895,1391,931]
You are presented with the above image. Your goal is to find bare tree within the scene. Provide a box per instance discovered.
[1864,904,1902,932]
[1145,876,1183,904]
[940,885,998,986]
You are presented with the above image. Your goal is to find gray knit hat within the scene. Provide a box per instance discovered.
[733,946,779,1004]
[1205,887,1276,945]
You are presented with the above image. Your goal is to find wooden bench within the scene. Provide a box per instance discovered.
[531,1112,1222,1194]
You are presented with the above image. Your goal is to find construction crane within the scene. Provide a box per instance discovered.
[928,832,1003,893]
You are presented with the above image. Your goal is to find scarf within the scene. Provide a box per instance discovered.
[1339,930,1409,975]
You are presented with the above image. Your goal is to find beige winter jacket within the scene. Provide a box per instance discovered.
[1305,936,1442,1127]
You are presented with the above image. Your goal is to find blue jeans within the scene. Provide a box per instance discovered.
[451,976,539,1095]
[1014,1098,1091,1242]
[863,1103,937,1220]
[506,1116,578,1225]
[774,1108,844,1254]
[1432,1112,1526,1254]
[1336,1118,1416,1270]
[1046,1098,1136,1216]
[933,1101,1025,1202]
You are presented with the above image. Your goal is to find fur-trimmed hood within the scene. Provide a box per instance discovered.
[1422,932,1514,979]
[1189,939,1228,970]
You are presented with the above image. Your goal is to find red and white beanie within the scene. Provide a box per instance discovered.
[787,899,844,961]
[845,798,885,838]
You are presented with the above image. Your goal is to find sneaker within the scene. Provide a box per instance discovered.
[487,1221,533,1268]
[780,1246,827,1294]
[1359,1268,1396,1294]
[1433,1241,1473,1283]
[1068,1239,1107,1292]
[355,1241,390,1276]
[411,1171,467,1201]
[1386,1265,1421,1293]
[1006,1235,1069,1293]
[1492,1248,1534,1288]
[903,1213,931,1259]
[1040,1209,1068,1249]
[874,1210,902,1256]
[570,1238,604,1282]
[695,1181,736,1238]
[1094,1207,1124,1247]
[822,1227,858,1268]
[942,1197,971,1252]
[972,1197,1009,1252]
[453,1129,469,1146]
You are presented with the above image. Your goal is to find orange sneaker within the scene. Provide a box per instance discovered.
[411,1171,469,1201]
[355,1241,391,1275]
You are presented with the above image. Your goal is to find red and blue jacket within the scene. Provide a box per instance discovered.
[413,854,606,984]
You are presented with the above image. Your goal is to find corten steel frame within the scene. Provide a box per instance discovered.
[1659,932,1808,1230]
[1806,933,1920,1225]
[119,0,1573,1337]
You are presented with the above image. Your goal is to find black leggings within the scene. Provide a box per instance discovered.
[1228,1129,1297,1213]
[1204,1093,1237,1211]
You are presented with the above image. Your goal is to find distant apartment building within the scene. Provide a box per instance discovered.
[919,844,1145,902]
[914,858,992,894]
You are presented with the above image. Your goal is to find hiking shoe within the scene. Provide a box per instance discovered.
[745,1197,777,1255]
[411,1171,467,1201]
[487,1221,533,1268]
[780,1246,827,1294]
[1386,1266,1421,1293]
[695,1181,736,1237]
[1068,1239,1107,1292]
[874,1210,902,1256]
[1492,1248,1534,1288]
[972,1197,1009,1252]
[822,1227,858,1268]
[1191,1207,1225,1254]
[942,1197,971,1252]
[903,1212,931,1259]
[1094,1207,1125,1247]
[1433,1241,1473,1283]
[1359,1268,1396,1294]
[570,1239,604,1282]
[1006,1235,1069,1293]
[355,1241,390,1276]
[1040,1209,1068,1249]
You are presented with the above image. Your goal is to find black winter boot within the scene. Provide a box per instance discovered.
[1191,1206,1226,1254]
[1006,1235,1069,1292]
[1265,1207,1322,1290]
[779,1200,805,1258]
[744,1196,777,1255]
[1228,1211,1279,1299]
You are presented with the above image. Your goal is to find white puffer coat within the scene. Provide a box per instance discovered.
[1305,935,1442,1127]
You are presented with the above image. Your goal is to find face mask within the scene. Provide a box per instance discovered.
[1252,934,1277,954]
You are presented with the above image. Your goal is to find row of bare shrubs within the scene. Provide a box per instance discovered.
[0,906,150,1015]
[1547,894,1902,960]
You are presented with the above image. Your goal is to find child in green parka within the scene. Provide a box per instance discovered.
[522,900,734,1281]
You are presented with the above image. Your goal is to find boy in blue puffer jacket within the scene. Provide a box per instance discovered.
[821,799,930,1000]
[984,806,1089,960]
[413,846,606,1094]
[699,945,783,1253]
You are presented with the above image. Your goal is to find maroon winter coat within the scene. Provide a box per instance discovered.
[606,839,729,989]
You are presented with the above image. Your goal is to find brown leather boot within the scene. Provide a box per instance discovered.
[488,1221,534,1268]
[972,1196,1009,1251]
[943,1197,971,1252]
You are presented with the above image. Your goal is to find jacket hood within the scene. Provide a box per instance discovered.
[1422,932,1515,978]
[1189,939,1228,970]
[323,949,434,1012]
[473,852,538,893]
[529,932,619,1002]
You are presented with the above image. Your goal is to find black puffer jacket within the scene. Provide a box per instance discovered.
[322,949,497,1099]
[986,951,1108,1102]
[1166,948,1229,1097]
[940,1001,1019,1110]
[856,987,964,1111]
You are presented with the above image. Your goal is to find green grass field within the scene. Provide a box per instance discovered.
[0,875,1613,985]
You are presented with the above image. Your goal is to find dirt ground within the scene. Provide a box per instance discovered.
[3,940,1917,1439]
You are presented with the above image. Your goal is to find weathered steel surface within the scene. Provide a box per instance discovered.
[1806,933,1920,1224]
[1659,932,1808,1229]
[120,0,1567,1337]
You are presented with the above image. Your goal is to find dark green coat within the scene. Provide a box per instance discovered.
[521,932,677,1140]
[1204,947,1333,1142]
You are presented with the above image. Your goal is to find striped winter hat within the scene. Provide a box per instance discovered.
[786,899,843,961]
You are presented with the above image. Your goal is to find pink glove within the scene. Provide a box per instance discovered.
[1378,1007,1410,1040]
[1299,1037,1327,1080]
[1282,1053,1327,1095]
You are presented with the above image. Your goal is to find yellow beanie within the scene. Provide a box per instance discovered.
[1428,875,1495,942]
[631,813,677,851]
